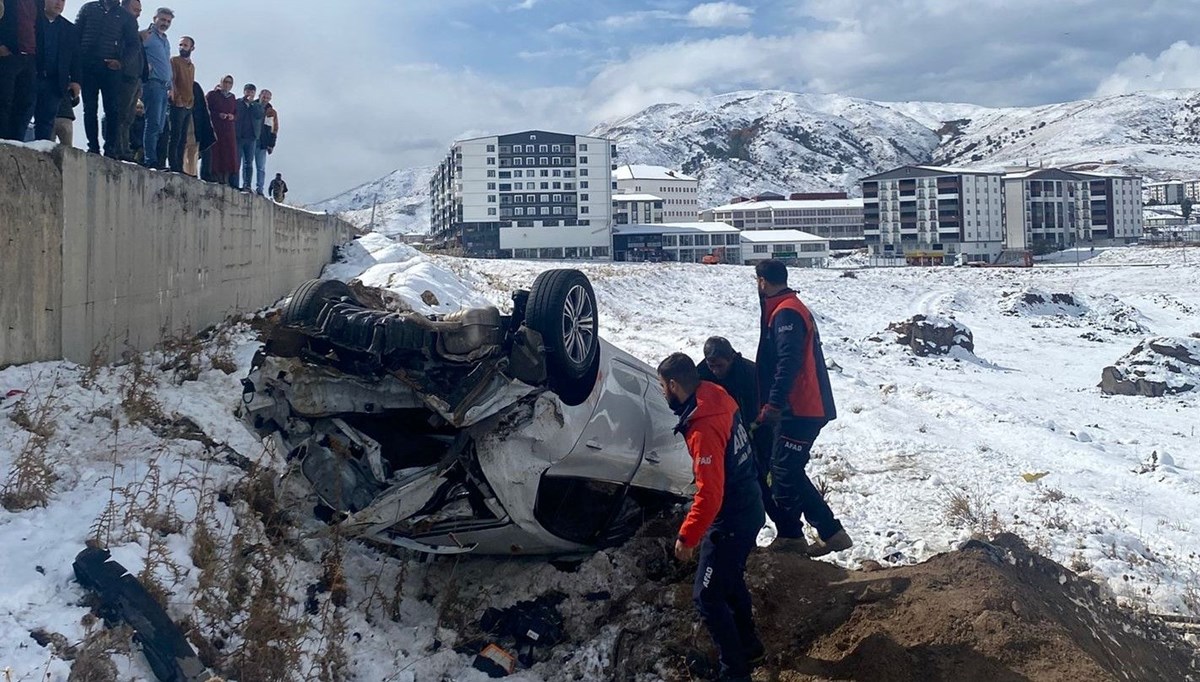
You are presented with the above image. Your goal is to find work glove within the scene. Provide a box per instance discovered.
[757,404,782,425]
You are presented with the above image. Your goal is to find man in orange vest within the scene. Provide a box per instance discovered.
[660,353,765,682]
[754,259,852,557]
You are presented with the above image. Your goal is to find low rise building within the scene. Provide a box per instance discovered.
[613,193,664,225]
[707,197,864,249]
[740,230,829,268]
[612,165,699,221]
[860,166,1005,265]
[612,222,741,263]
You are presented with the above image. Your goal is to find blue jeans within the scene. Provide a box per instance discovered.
[254,146,269,193]
[141,79,169,166]
[239,139,258,190]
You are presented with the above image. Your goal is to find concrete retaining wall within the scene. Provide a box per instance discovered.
[1,143,354,366]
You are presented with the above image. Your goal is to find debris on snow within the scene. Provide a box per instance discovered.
[873,314,975,356]
[1100,337,1200,397]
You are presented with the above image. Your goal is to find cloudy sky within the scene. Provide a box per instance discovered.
[136,0,1200,203]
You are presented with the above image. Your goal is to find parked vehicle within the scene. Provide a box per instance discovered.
[240,270,694,556]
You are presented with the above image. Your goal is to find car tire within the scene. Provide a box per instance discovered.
[526,269,600,400]
[281,279,357,327]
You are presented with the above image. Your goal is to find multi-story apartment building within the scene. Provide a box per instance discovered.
[860,166,1005,264]
[705,197,864,249]
[1147,181,1185,205]
[613,193,664,225]
[613,165,699,221]
[1003,169,1142,250]
[430,130,615,259]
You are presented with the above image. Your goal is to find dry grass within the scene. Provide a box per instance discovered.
[2,388,61,512]
[118,356,167,427]
[944,488,1006,536]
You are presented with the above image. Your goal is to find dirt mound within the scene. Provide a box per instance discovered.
[999,288,1147,337]
[591,533,1197,682]
[1101,337,1200,397]
[871,315,974,357]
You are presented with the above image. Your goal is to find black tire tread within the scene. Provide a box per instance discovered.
[282,279,356,326]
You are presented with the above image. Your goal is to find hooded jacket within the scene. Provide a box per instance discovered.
[674,381,764,547]
[757,289,837,423]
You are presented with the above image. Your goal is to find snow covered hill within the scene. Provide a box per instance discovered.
[316,88,1200,226]
[310,166,434,236]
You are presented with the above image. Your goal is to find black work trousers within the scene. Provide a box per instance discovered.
[167,105,191,172]
[80,61,122,154]
[0,53,36,140]
[769,419,843,541]
[693,525,762,680]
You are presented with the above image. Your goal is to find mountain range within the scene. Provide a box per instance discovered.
[312,89,1200,234]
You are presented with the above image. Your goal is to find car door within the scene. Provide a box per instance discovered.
[544,357,649,484]
[630,374,696,498]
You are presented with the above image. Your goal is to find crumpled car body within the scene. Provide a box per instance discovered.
[241,270,694,556]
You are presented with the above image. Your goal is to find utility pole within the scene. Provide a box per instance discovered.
[368,192,379,233]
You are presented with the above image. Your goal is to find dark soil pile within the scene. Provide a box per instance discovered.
[599,531,1198,682]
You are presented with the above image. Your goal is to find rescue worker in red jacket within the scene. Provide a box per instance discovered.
[659,352,765,682]
[754,259,853,557]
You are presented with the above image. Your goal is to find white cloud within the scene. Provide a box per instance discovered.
[1095,41,1200,97]
[686,2,754,28]
[510,0,539,10]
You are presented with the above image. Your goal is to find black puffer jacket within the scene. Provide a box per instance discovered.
[75,0,138,63]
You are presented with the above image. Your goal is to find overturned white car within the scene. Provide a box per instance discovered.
[241,270,694,556]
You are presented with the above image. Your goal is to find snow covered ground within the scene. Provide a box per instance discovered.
[2,239,1198,680]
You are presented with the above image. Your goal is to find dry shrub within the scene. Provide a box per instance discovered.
[79,341,110,390]
[119,356,166,426]
[67,624,133,682]
[944,489,1006,536]
[225,569,305,682]
[2,391,60,512]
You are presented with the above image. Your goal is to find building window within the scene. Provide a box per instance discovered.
[515,207,524,216]
[513,158,523,166]
[527,194,536,202]
[540,157,549,166]
[753,245,768,253]
[540,207,550,215]
[487,182,496,190]
[499,145,510,153]
[553,182,562,189]
[581,206,590,214]
[514,182,523,190]
[553,206,562,215]
[540,170,549,177]
[579,144,588,151]
[552,170,562,177]
[539,145,548,153]
[499,171,511,179]
[514,170,523,177]
[487,195,496,203]
[487,170,496,178]
[579,156,588,164]
[580,169,589,176]
[540,182,549,190]
[552,144,561,152]
[487,157,495,165]
[540,194,550,202]
[486,144,495,152]
[580,181,588,188]
[526,157,535,165]
[487,208,496,215]
[580,194,589,201]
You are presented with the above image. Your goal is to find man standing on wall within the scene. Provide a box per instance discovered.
[165,32,191,172]
[139,4,169,168]
[660,353,765,682]
[29,0,80,142]
[112,0,142,160]
[254,88,277,195]
[234,81,262,191]
[75,0,135,155]
[754,259,853,557]
[0,0,40,140]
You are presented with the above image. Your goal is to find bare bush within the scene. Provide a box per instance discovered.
[944,489,1006,536]
[2,390,61,512]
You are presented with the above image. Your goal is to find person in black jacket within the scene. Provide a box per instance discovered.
[699,336,786,533]
[0,0,41,140]
[28,0,80,141]
[754,259,852,558]
[75,0,138,155]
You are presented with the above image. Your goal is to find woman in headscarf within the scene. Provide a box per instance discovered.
[204,74,239,187]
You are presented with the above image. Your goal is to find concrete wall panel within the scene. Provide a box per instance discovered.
[1,144,353,366]
[0,145,64,366]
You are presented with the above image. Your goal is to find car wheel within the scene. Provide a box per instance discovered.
[281,279,358,327]
[526,269,600,399]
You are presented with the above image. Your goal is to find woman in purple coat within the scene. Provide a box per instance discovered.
[204,75,238,187]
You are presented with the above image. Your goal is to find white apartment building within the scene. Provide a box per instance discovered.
[860,166,1005,264]
[613,165,699,221]
[740,230,830,268]
[1147,181,1185,205]
[613,193,665,225]
[430,130,615,259]
[612,222,741,263]
[707,197,864,249]
[1003,169,1142,250]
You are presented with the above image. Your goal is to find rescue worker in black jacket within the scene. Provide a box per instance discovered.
[659,352,765,682]
[754,259,853,557]
[699,336,785,531]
